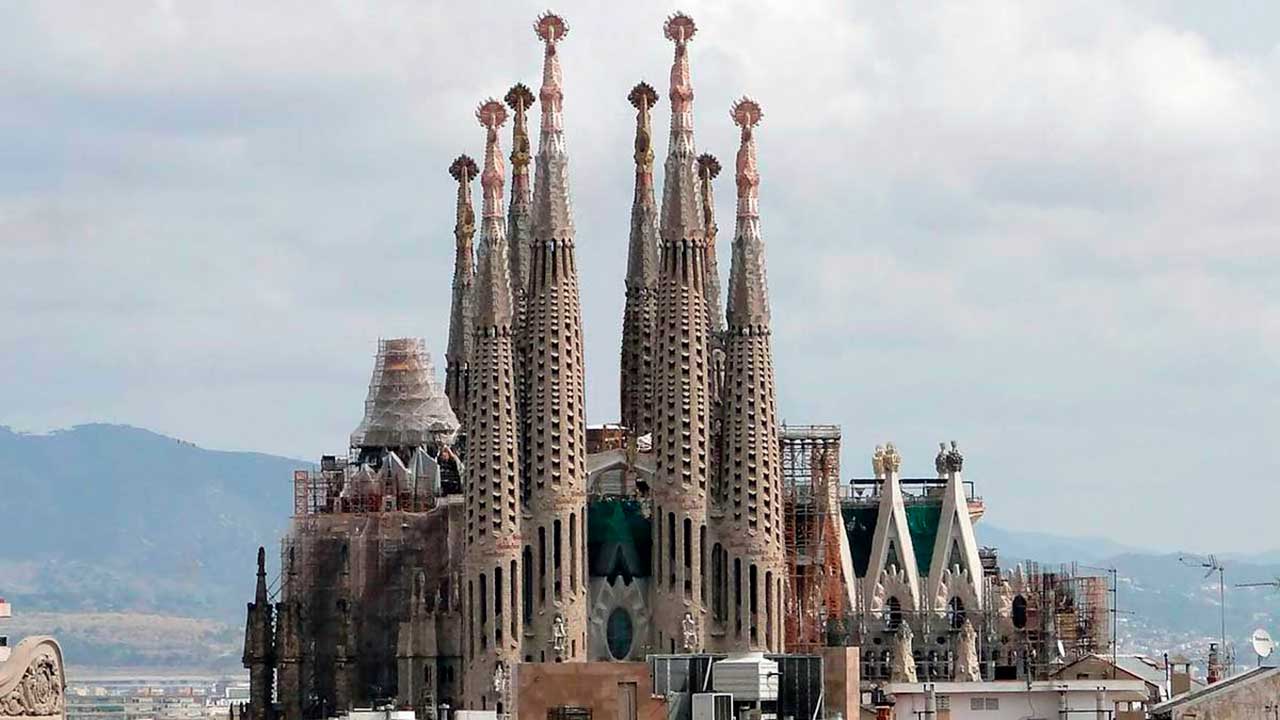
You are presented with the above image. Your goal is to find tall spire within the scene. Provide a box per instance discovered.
[462,98,523,711]
[659,12,704,240]
[475,100,512,327]
[505,83,536,337]
[697,153,724,336]
[651,11,711,652]
[531,12,573,237]
[727,98,769,328]
[523,10,589,662]
[620,81,660,435]
[718,98,786,652]
[446,155,478,424]
[506,82,536,504]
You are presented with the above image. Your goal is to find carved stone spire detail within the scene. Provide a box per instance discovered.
[446,155,479,424]
[620,81,660,436]
[651,11,710,653]
[697,153,724,336]
[242,547,274,720]
[726,98,769,328]
[462,98,523,712]
[524,10,588,662]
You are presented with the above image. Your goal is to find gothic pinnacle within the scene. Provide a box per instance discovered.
[728,97,769,329]
[659,11,703,245]
[620,81,661,435]
[505,83,535,307]
[446,155,478,422]
[532,12,573,241]
[474,99,512,328]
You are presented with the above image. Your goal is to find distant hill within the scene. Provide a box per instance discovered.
[0,424,297,620]
[4,423,1280,673]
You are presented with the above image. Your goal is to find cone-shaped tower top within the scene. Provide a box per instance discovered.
[474,99,513,328]
[532,12,574,239]
[446,155,478,420]
[659,12,704,242]
[697,152,724,335]
[665,12,697,146]
[505,83,535,305]
[620,81,661,435]
[626,81,660,287]
[727,97,769,329]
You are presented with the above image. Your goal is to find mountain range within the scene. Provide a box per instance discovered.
[2,424,1277,672]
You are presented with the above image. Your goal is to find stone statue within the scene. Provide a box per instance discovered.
[883,443,902,474]
[945,441,964,473]
[681,612,698,652]
[953,619,981,682]
[551,613,568,657]
[871,445,885,477]
[889,623,917,683]
[491,661,509,697]
[935,443,947,478]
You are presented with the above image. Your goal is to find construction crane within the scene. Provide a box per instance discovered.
[1180,554,1228,675]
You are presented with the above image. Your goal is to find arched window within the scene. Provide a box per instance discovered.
[884,596,902,630]
[947,596,966,630]
[1012,595,1028,629]
[711,544,725,622]
[606,608,634,660]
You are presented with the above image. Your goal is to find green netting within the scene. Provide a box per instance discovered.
[587,498,652,581]
[906,504,942,575]
[842,502,943,577]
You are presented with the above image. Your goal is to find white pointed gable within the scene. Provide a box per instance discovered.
[926,468,984,613]
[864,469,922,611]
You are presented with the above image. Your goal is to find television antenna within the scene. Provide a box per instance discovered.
[1180,554,1228,674]
[1236,577,1280,591]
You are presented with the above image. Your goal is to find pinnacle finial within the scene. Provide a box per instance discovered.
[731,97,763,130]
[477,99,508,131]
[257,546,266,575]
[697,153,721,179]
[628,82,659,110]
[732,98,762,218]
[505,85,535,173]
[664,12,697,45]
[477,99,508,219]
[505,83,536,112]
[535,11,569,45]
[449,154,479,184]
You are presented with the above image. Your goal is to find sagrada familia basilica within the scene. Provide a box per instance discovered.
[240,11,1111,720]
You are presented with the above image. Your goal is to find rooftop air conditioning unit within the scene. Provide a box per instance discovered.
[692,694,733,720]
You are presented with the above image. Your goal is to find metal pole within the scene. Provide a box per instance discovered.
[1111,568,1118,680]
[1219,567,1227,675]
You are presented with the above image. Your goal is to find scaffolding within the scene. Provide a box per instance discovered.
[780,424,845,652]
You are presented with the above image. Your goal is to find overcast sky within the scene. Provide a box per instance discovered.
[3,1,1278,552]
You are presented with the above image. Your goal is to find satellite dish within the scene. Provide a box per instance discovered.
[1251,628,1274,659]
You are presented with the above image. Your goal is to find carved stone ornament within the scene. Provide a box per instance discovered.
[944,441,964,473]
[681,612,698,652]
[0,638,65,718]
[551,614,568,657]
